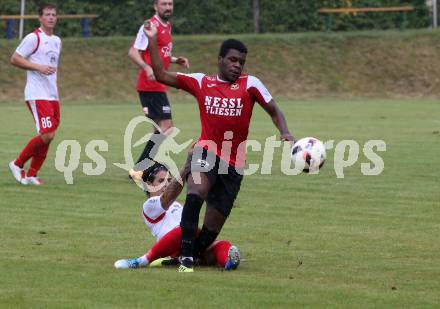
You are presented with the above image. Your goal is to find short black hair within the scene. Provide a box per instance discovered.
[142,163,168,183]
[38,3,57,16]
[219,39,248,58]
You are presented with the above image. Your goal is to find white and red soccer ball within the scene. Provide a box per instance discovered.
[291,137,326,173]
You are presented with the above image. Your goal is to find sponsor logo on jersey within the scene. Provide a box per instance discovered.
[231,83,239,90]
[203,96,243,117]
[47,51,58,65]
[207,84,216,88]
[161,42,173,58]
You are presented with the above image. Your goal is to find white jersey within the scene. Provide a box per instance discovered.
[15,28,62,101]
[142,196,183,241]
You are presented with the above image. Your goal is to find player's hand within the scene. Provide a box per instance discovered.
[144,66,156,80]
[143,20,157,38]
[175,57,189,69]
[281,133,295,148]
[38,65,56,75]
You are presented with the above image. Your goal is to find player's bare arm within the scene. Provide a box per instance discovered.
[261,100,295,143]
[10,52,56,75]
[143,22,179,88]
[127,46,156,80]
[160,155,191,210]
[171,56,190,69]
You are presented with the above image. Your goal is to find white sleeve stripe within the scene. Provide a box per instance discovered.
[246,75,273,103]
[27,101,40,133]
[177,72,205,89]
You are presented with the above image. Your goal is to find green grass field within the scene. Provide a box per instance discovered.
[0,99,439,308]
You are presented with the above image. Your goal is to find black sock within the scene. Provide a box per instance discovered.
[180,194,204,257]
[193,225,219,258]
[135,130,166,166]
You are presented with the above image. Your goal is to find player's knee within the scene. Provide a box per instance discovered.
[204,218,225,233]
[187,187,208,200]
[41,132,55,144]
[187,177,210,199]
[159,121,173,134]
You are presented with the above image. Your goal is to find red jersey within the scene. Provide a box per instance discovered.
[133,15,172,93]
[176,73,273,168]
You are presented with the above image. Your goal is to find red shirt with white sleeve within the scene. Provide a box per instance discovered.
[133,15,172,93]
[176,73,273,168]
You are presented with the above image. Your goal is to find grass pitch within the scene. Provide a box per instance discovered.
[0,99,439,308]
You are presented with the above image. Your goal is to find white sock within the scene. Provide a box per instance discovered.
[137,255,149,266]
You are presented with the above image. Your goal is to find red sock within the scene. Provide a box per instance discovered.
[15,136,45,168]
[145,226,182,262]
[28,142,49,177]
[210,240,231,268]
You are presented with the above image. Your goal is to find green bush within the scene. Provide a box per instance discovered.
[0,0,431,38]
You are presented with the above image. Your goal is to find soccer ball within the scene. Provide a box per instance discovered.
[291,137,326,173]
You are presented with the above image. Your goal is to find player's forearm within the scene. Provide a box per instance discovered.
[160,167,188,210]
[160,180,183,210]
[272,110,288,134]
[128,47,149,70]
[147,37,179,87]
[147,38,165,79]
[263,100,294,141]
[272,108,294,141]
[10,53,41,72]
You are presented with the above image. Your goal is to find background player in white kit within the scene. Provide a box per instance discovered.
[114,161,240,271]
[8,3,61,186]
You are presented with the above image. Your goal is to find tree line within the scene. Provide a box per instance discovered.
[0,0,431,37]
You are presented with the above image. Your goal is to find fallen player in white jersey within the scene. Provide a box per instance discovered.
[115,161,240,271]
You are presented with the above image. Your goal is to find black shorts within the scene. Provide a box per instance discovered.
[138,91,172,120]
[190,147,243,217]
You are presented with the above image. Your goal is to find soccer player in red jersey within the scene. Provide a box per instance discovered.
[9,3,61,186]
[143,23,295,272]
[128,0,189,176]
[114,161,240,271]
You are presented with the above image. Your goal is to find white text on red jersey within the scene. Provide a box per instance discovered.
[204,96,243,117]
